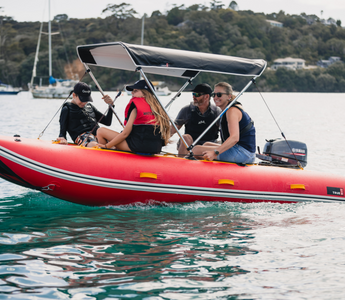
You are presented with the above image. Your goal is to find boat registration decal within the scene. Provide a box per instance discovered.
[327,187,344,196]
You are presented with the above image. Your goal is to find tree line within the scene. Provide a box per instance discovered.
[0,2,344,92]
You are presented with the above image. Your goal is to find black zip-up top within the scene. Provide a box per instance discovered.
[59,102,113,142]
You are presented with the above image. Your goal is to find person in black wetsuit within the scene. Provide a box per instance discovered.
[170,83,221,156]
[56,82,114,147]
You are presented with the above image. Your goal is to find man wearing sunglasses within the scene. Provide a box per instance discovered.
[171,83,221,156]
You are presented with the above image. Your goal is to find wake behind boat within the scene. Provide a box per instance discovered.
[1,41,345,205]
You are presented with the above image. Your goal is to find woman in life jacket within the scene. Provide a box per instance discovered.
[192,82,256,164]
[97,80,170,154]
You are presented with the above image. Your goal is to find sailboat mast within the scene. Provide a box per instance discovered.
[141,14,145,46]
[139,14,145,80]
[48,0,52,79]
[30,22,43,90]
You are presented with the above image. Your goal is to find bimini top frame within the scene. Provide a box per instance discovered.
[77,42,266,78]
[76,41,267,156]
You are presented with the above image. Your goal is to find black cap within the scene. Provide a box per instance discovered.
[73,82,93,102]
[126,80,155,94]
[192,83,212,95]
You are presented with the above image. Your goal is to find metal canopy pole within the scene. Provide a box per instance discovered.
[190,77,258,150]
[138,68,193,155]
[165,72,199,109]
[83,63,124,128]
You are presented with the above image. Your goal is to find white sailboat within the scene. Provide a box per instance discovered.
[125,80,172,96]
[30,0,78,99]
[151,81,172,96]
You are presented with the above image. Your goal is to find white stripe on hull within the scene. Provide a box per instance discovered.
[1,146,344,203]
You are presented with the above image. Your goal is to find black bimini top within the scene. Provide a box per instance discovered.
[77,42,266,78]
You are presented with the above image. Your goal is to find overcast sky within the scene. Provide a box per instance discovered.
[1,0,344,25]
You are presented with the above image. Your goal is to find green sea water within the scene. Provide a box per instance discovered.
[2,192,345,299]
[1,92,345,299]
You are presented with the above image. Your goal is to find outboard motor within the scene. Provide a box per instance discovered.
[257,138,307,168]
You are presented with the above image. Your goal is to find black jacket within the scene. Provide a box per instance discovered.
[59,102,113,142]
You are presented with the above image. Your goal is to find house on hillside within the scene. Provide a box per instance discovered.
[266,20,283,28]
[321,18,337,26]
[271,57,305,70]
[317,56,342,68]
[301,15,318,25]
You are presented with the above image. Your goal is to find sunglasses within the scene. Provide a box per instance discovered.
[211,92,228,98]
[192,92,205,97]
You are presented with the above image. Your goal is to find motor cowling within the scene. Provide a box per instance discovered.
[261,138,307,167]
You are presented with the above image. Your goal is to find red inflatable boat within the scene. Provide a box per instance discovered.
[0,135,344,206]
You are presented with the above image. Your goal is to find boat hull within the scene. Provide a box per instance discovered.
[0,91,21,95]
[0,83,21,95]
[31,92,71,99]
[0,135,345,206]
[31,87,72,99]
[31,81,77,99]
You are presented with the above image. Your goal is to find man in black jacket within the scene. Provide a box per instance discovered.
[57,82,114,147]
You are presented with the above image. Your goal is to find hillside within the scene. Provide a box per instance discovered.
[0,4,345,92]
